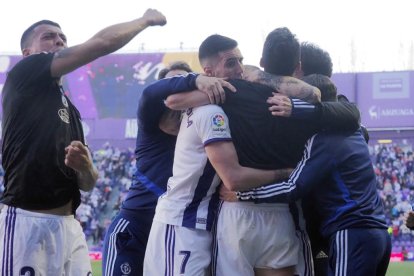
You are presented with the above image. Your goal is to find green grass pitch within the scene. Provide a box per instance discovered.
[91,261,414,276]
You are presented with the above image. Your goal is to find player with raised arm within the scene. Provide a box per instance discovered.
[0,9,166,275]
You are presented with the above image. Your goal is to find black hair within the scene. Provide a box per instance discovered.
[158,61,192,80]
[302,74,337,102]
[20,20,61,50]
[301,42,333,77]
[261,27,300,76]
[198,34,238,61]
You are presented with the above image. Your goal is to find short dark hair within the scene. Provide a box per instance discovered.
[261,27,300,76]
[302,74,337,102]
[20,20,61,50]
[198,34,238,61]
[158,61,192,80]
[301,42,333,77]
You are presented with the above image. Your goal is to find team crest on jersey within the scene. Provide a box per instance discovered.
[58,109,70,124]
[120,262,131,275]
[61,94,68,107]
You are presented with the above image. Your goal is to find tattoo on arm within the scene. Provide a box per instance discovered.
[253,70,320,103]
[299,87,318,102]
[257,70,283,91]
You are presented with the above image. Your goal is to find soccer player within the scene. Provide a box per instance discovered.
[155,31,361,276]
[102,61,235,276]
[0,9,166,275]
[237,74,391,276]
[298,41,333,78]
[142,33,322,276]
[298,41,334,276]
[143,83,293,275]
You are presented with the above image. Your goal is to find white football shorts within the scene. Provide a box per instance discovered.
[212,201,299,275]
[0,205,92,276]
[144,220,212,276]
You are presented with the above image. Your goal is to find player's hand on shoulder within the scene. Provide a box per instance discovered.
[267,92,292,117]
[195,75,236,105]
[219,183,238,202]
[142,9,167,26]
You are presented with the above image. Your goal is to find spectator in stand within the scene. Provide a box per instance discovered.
[76,144,136,245]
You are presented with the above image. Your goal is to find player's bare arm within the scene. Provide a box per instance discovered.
[65,141,99,191]
[165,75,236,110]
[205,141,292,191]
[219,184,238,202]
[165,90,209,110]
[51,9,166,77]
[243,65,321,103]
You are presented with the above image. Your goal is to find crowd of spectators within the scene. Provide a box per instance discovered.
[77,143,135,246]
[0,140,413,254]
[372,142,414,257]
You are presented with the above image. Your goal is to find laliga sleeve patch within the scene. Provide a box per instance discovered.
[210,113,228,136]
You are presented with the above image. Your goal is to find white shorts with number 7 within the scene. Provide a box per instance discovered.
[144,220,212,276]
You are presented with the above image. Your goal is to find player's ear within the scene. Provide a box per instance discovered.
[22,48,31,57]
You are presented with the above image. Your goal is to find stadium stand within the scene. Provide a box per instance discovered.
[372,142,414,260]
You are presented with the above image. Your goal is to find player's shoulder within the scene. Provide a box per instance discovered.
[17,52,51,65]
[229,78,273,91]
[10,52,53,75]
[188,105,228,128]
[314,129,362,155]
[192,104,224,114]
[226,79,273,102]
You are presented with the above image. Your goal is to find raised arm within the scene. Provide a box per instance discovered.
[243,65,321,103]
[51,9,166,77]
